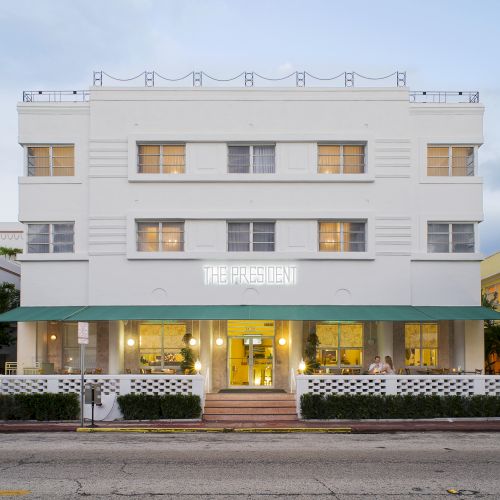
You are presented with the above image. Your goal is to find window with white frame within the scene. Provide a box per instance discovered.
[405,323,438,367]
[318,144,365,174]
[27,145,74,176]
[319,221,366,252]
[136,221,184,252]
[137,144,185,174]
[427,145,476,176]
[228,145,275,173]
[227,222,275,251]
[427,223,475,253]
[27,223,74,253]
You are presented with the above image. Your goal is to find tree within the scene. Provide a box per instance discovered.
[180,333,195,374]
[0,282,20,348]
[0,247,22,260]
[482,292,500,374]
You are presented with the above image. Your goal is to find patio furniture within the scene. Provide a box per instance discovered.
[5,362,18,375]
[23,362,41,375]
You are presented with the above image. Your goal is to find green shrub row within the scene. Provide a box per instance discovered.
[0,393,79,421]
[117,394,202,419]
[301,393,500,419]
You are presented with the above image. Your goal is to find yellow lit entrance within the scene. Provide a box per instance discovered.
[228,321,274,387]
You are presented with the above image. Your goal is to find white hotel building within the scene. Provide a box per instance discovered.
[2,75,500,418]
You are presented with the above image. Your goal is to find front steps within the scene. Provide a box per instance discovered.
[203,391,298,422]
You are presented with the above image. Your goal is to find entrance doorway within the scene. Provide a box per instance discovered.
[228,336,274,387]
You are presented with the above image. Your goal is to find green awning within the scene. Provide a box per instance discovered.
[1,305,499,322]
[0,306,87,322]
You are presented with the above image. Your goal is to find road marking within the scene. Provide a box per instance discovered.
[0,491,31,496]
[77,427,351,434]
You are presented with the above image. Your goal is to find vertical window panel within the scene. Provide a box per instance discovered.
[228,146,250,173]
[228,222,251,251]
[253,146,275,173]
[161,222,184,251]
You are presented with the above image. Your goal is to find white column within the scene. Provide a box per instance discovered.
[464,320,484,372]
[108,320,124,374]
[453,320,465,369]
[17,322,38,371]
[289,321,303,392]
[377,321,393,359]
[199,320,212,392]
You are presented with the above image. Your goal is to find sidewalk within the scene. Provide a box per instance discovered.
[1,419,500,433]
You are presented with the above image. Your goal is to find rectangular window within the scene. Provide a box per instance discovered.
[27,223,74,253]
[427,145,475,176]
[136,221,184,252]
[316,323,363,367]
[138,144,185,174]
[427,223,475,253]
[405,323,438,367]
[62,323,97,371]
[228,145,275,173]
[318,144,365,174]
[27,145,74,176]
[139,321,187,372]
[227,222,275,252]
[319,221,366,252]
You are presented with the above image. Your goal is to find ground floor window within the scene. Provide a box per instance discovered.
[405,323,438,367]
[61,323,97,372]
[138,321,188,373]
[315,322,363,367]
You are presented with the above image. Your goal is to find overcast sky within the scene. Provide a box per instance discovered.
[0,0,499,255]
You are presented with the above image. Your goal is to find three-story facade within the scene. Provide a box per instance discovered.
[9,84,495,391]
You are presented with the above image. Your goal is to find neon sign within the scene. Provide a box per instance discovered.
[203,265,297,286]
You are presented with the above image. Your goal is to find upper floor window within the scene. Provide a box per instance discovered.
[27,145,74,176]
[427,146,475,176]
[137,221,184,252]
[318,144,365,174]
[27,223,74,253]
[427,223,475,253]
[227,222,275,251]
[319,221,366,252]
[138,144,185,174]
[228,145,275,174]
[405,323,438,367]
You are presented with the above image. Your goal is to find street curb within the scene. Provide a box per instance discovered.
[76,427,352,434]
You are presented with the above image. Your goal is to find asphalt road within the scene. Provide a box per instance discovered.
[0,432,499,499]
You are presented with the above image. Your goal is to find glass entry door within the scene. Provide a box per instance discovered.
[229,336,274,387]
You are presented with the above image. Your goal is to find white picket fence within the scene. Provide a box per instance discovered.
[0,374,205,421]
[295,374,500,416]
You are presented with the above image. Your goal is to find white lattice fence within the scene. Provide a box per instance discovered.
[295,375,500,416]
[0,374,204,421]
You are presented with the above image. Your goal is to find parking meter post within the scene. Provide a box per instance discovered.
[80,344,85,427]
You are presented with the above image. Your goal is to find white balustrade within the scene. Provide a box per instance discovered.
[0,374,205,421]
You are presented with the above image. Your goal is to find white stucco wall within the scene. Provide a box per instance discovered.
[16,87,484,308]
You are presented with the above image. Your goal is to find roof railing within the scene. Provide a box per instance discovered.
[22,90,90,103]
[21,88,480,104]
[409,91,479,104]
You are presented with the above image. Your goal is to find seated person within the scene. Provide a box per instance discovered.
[368,355,385,374]
[382,355,395,374]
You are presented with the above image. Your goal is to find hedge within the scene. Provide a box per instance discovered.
[117,394,202,419]
[300,393,500,419]
[0,393,79,421]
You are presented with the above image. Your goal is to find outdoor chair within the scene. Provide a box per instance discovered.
[5,362,18,375]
